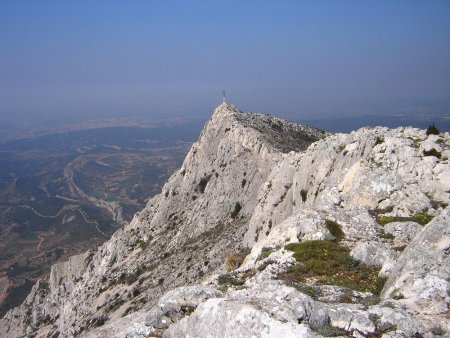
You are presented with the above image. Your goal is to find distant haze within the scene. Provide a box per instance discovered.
[1,1,449,132]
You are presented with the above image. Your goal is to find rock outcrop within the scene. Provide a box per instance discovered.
[1,103,449,338]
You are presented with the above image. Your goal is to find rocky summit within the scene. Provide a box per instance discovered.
[1,103,449,338]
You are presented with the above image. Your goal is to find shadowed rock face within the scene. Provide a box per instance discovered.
[1,103,449,338]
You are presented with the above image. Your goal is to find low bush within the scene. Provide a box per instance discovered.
[198,174,212,193]
[313,323,347,337]
[217,274,244,286]
[324,220,345,241]
[300,189,308,203]
[230,202,242,219]
[281,241,386,295]
[431,326,445,336]
[226,248,251,271]
[258,247,275,261]
[376,212,434,226]
[411,213,434,225]
[374,137,384,146]
[426,123,440,135]
[423,148,441,159]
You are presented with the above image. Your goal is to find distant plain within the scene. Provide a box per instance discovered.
[0,122,201,316]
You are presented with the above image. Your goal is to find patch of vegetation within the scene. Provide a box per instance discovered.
[411,213,434,225]
[437,138,446,146]
[91,316,106,328]
[37,280,48,291]
[291,282,318,299]
[226,248,251,271]
[217,274,245,286]
[393,245,407,252]
[337,144,346,153]
[313,323,348,337]
[180,305,196,316]
[324,219,345,241]
[230,202,242,219]
[300,189,308,203]
[198,174,212,193]
[369,313,397,334]
[431,326,445,336]
[423,148,442,159]
[257,247,275,261]
[257,259,276,272]
[138,240,147,251]
[374,137,384,146]
[273,190,288,207]
[426,123,440,135]
[379,231,395,240]
[430,199,449,210]
[376,215,398,224]
[376,212,434,226]
[281,241,387,295]
[390,288,404,300]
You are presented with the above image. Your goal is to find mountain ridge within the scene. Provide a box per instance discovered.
[1,104,449,338]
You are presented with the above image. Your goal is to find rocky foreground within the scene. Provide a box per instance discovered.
[1,104,449,338]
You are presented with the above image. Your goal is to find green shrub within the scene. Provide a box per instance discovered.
[292,283,318,299]
[411,212,434,225]
[376,215,396,225]
[218,274,244,286]
[426,123,440,135]
[282,241,386,295]
[230,202,242,219]
[226,248,250,271]
[198,174,212,193]
[313,323,347,337]
[423,148,441,159]
[431,326,445,336]
[374,137,384,146]
[380,232,395,240]
[300,189,308,203]
[394,245,407,252]
[390,288,404,300]
[324,220,345,241]
[258,247,274,261]
[138,240,146,250]
[430,199,448,210]
[376,213,434,226]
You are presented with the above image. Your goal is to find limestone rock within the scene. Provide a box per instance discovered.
[381,208,450,333]
[81,312,150,338]
[145,285,222,332]
[350,241,398,276]
[1,104,449,337]
[383,221,422,243]
[164,280,320,338]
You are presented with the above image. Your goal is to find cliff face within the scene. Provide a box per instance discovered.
[1,104,449,338]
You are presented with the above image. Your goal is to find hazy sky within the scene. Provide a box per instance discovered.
[0,0,449,122]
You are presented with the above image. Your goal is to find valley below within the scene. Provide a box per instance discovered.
[0,124,200,316]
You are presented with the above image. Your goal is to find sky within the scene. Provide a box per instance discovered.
[0,0,449,127]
